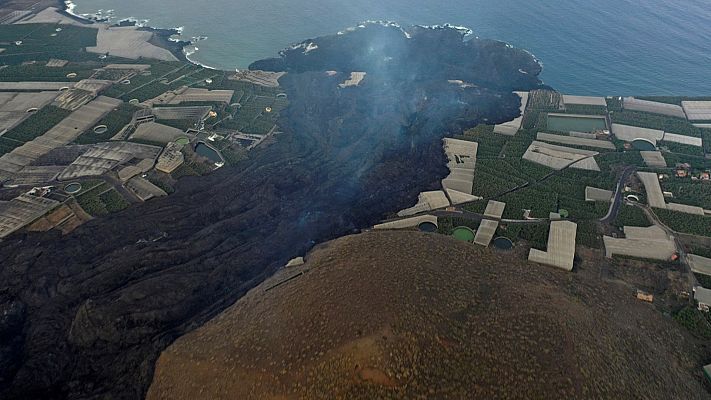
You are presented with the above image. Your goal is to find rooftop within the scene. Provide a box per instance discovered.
[528,220,577,271]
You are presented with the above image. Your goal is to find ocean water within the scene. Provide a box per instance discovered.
[71,0,711,96]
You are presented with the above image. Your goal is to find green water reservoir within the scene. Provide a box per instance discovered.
[547,113,607,133]
[452,226,476,242]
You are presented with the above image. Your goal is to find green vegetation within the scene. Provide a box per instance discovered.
[156,118,197,131]
[576,220,602,248]
[220,146,248,166]
[102,61,182,98]
[610,110,701,137]
[691,247,711,259]
[145,173,175,194]
[661,153,710,170]
[563,104,608,115]
[636,96,711,106]
[613,205,651,228]
[436,217,479,235]
[459,125,506,158]
[655,209,711,237]
[0,63,96,81]
[102,62,219,101]
[75,181,109,215]
[527,90,562,111]
[517,224,550,249]
[75,181,129,216]
[703,128,711,154]
[660,179,711,209]
[1,106,71,155]
[0,136,22,155]
[495,223,519,241]
[473,157,552,199]
[171,154,215,178]
[674,306,711,339]
[497,188,557,219]
[99,189,130,213]
[596,151,645,170]
[209,77,286,135]
[0,23,99,64]
[72,179,104,195]
[75,103,137,144]
[605,96,623,112]
[660,141,704,156]
[521,108,546,130]
[695,273,711,290]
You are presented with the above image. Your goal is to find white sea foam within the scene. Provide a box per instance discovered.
[183,45,218,70]
[415,23,474,37]
[304,42,318,54]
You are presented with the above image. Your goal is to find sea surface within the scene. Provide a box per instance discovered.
[70,0,711,96]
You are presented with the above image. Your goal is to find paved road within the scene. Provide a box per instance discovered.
[600,165,636,224]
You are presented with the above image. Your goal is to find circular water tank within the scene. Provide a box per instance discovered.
[492,237,514,251]
[64,182,82,194]
[418,221,438,232]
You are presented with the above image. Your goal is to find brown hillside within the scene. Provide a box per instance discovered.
[147,231,709,400]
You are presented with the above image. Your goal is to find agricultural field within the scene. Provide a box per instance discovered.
[0,62,98,81]
[0,23,99,64]
[660,141,704,156]
[101,62,183,98]
[526,89,562,111]
[120,67,221,102]
[75,103,137,144]
[662,152,710,169]
[673,306,711,339]
[435,216,480,235]
[576,220,603,248]
[102,62,216,101]
[0,105,71,155]
[448,87,711,252]
[497,187,557,219]
[214,78,287,135]
[513,223,550,249]
[656,209,711,237]
[562,104,608,115]
[610,109,702,137]
[613,205,651,228]
[660,179,711,210]
[695,273,711,290]
[74,180,128,216]
[606,96,623,112]
[636,96,711,106]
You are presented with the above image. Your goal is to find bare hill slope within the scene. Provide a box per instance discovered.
[148,231,709,399]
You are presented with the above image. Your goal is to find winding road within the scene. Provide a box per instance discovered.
[600,165,636,223]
